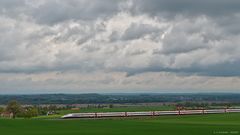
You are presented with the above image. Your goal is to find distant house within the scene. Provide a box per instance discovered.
[46,111,56,116]
[1,112,13,118]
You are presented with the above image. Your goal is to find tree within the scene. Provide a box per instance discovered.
[109,104,114,108]
[23,107,39,118]
[0,107,4,117]
[6,100,21,119]
[0,107,4,114]
[49,105,57,111]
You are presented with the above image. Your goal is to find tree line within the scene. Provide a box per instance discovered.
[0,100,60,119]
[1,94,240,104]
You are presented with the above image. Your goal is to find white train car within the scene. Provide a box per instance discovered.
[62,109,240,119]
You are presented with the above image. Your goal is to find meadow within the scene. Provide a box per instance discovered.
[1,113,240,135]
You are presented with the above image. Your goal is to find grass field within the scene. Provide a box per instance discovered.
[1,113,240,135]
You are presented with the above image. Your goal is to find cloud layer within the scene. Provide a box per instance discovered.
[0,0,240,93]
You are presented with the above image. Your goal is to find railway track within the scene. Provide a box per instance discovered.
[62,108,240,118]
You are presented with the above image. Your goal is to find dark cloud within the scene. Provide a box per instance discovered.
[30,0,122,25]
[118,60,240,77]
[0,0,25,10]
[132,0,240,17]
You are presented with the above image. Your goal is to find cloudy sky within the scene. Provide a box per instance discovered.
[0,0,240,94]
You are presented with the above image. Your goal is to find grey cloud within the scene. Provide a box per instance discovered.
[1,0,240,93]
[30,0,122,25]
[0,0,123,25]
[0,0,240,78]
[109,31,121,42]
[215,15,240,35]
[0,0,23,8]
[126,50,147,56]
[121,23,161,40]
[132,0,240,17]
[118,60,240,77]
[161,33,207,54]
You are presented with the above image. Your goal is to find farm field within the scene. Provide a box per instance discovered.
[1,113,240,135]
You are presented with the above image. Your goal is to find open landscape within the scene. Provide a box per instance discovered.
[0,94,240,135]
[1,0,240,134]
[1,113,240,135]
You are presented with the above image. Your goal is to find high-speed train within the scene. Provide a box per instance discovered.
[62,108,240,119]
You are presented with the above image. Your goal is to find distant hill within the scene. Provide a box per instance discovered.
[1,93,240,105]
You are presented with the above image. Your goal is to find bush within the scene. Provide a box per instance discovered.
[22,107,39,118]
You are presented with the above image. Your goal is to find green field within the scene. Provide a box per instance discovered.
[1,113,240,135]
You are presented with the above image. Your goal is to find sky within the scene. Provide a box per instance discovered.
[0,0,240,94]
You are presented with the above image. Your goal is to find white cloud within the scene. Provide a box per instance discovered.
[0,0,240,93]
